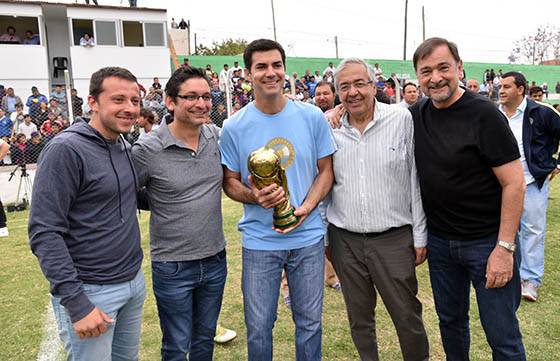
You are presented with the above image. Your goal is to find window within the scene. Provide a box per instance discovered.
[123,21,143,47]
[94,20,117,46]
[72,19,93,46]
[144,23,164,46]
[0,15,40,45]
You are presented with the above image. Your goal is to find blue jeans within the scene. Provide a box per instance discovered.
[242,240,324,361]
[52,270,146,361]
[519,180,549,286]
[152,249,227,361]
[427,232,526,361]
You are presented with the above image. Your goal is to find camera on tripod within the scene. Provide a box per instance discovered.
[7,162,33,212]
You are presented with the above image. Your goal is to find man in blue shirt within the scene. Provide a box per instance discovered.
[26,86,48,117]
[0,108,13,137]
[220,39,336,361]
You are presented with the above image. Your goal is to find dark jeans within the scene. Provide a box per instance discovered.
[0,197,5,228]
[152,249,227,361]
[427,232,526,361]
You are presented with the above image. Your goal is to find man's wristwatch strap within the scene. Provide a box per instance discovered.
[497,240,516,252]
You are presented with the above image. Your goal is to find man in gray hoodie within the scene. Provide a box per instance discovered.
[29,67,145,361]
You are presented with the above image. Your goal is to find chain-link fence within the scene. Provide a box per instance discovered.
[1,85,73,167]
[1,72,270,165]
[126,75,245,145]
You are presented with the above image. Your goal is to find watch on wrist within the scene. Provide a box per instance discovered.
[497,240,516,253]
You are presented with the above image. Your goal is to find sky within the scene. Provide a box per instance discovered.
[38,0,560,63]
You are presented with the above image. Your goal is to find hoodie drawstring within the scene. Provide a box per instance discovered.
[103,138,124,223]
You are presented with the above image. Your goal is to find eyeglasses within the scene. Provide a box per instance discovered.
[338,80,373,93]
[176,94,212,102]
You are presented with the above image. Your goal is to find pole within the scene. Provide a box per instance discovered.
[187,20,191,55]
[403,0,408,60]
[271,0,277,41]
[422,6,426,41]
[334,35,339,59]
[194,32,197,55]
[64,69,74,125]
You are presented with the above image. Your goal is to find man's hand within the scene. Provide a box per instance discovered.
[549,167,560,181]
[325,104,345,129]
[73,307,114,339]
[273,204,312,234]
[485,246,514,288]
[248,175,285,209]
[414,247,427,266]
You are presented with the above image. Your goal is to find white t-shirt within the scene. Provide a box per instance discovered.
[374,67,383,80]
[18,122,38,139]
[323,66,335,76]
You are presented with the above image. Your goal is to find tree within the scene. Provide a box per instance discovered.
[512,26,559,64]
[196,38,248,56]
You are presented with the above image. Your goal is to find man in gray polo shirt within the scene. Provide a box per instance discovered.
[132,66,226,360]
[327,58,429,361]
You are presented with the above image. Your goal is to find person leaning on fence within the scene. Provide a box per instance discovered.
[29,66,146,361]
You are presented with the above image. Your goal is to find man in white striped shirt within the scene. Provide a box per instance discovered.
[326,58,429,361]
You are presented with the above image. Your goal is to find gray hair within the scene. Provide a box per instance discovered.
[333,57,376,92]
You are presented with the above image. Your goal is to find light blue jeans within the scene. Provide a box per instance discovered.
[518,180,549,286]
[51,270,146,361]
[242,239,324,361]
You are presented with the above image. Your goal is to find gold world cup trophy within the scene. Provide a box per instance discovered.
[248,146,299,229]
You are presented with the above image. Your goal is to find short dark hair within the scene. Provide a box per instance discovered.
[403,82,418,92]
[139,108,155,124]
[7,26,15,32]
[89,67,137,100]
[413,37,461,70]
[529,86,544,96]
[164,66,210,101]
[315,81,335,94]
[243,39,286,71]
[502,71,527,94]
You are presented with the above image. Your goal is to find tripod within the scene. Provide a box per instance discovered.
[8,163,33,210]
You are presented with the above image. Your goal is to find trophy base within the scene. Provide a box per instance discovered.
[273,208,299,230]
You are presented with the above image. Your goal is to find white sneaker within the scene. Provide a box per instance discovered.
[214,325,237,344]
[0,227,8,237]
[521,281,538,302]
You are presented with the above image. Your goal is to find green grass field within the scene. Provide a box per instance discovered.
[2,183,559,360]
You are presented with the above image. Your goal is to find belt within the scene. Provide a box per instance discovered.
[329,224,410,238]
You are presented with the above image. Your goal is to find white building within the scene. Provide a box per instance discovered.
[0,0,171,109]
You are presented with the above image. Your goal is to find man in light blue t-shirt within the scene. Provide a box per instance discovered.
[220,39,336,361]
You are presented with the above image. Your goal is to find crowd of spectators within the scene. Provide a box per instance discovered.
[0,84,78,166]
[0,26,40,45]
[3,61,558,166]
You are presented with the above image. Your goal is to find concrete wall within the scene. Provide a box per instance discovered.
[169,28,189,56]
[0,2,49,106]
